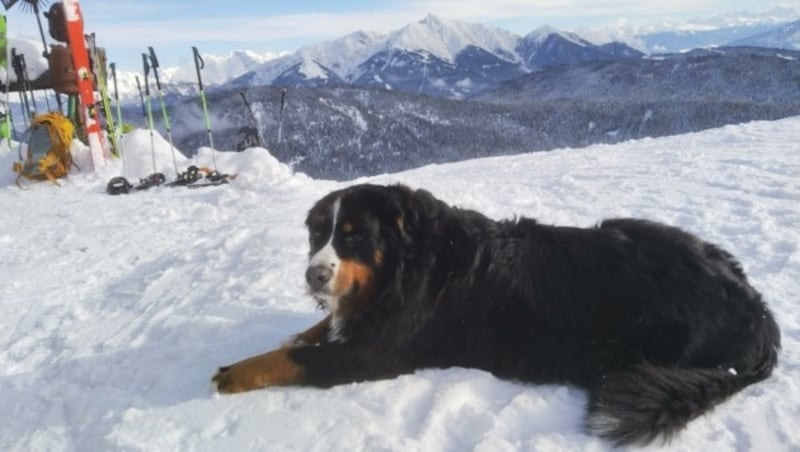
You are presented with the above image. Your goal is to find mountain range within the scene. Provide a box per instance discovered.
[731,20,800,49]
[144,45,800,181]
[112,8,800,101]
[52,9,800,181]
[227,15,644,99]
[583,6,800,53]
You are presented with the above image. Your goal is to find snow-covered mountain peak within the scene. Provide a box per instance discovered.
[731,19,800,50]
[387,14,521,62]
[161,49,286,86]
[293,30,386,74]
[697,6,800,29]
[524,26,589,47]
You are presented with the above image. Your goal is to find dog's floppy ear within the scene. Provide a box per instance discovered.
[386,184,441,244]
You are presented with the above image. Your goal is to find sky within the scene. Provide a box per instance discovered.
[2,0,797,72]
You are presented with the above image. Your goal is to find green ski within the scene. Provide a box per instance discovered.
[0,14,10,148]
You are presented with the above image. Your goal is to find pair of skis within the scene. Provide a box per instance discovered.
[107,46,232,195]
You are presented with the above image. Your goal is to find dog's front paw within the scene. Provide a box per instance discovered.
[211,348,305,393]
[212,364,260,394]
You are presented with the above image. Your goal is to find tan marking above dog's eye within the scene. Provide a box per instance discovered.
[311,213,328,226]
[342,222,354,233]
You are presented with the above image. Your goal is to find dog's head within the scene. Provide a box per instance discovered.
[303,184,440,318]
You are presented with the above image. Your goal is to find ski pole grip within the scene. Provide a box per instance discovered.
[142,54,151,95]
[11,48,21,74]
[110,62,119,99]
[148,47,162,89]
[192,46,205,90]
[148,46,160,69]
[135,75,147,117]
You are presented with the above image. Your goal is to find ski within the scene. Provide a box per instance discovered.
[62,0,106,169]
[109,62,124,172]
[0,14,10,149]
[86,32,119,156]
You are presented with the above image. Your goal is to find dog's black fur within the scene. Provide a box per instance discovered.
[217,183,781,446]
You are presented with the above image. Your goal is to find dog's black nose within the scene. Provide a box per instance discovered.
[306,265,333,291]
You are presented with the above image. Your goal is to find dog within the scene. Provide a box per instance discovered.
[212,183,780,446]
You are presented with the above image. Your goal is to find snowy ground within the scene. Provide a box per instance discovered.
[0,118,798,451]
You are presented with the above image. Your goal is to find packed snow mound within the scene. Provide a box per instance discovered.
[114,128,192,179]
[0,127,301,191]
[0,118,798,451]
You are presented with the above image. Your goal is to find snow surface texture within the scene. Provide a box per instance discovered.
[0,117,798,451]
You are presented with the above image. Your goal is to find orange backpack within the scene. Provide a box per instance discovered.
[12,112,77,187]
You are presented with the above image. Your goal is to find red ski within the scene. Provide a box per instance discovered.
[63,0,106,168]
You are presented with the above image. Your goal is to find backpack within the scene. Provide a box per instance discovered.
[12,112,77,187]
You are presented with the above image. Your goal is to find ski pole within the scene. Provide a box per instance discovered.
[110,62,125,175]
[17,53,38,115]
[139,56,158,176]
[147,46,179,177]
[239,91,263,147]
[11,50,32,123]
[192,46,218,172]
[278,88,286,144]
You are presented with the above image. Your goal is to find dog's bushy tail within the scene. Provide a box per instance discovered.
[585,360,776,446]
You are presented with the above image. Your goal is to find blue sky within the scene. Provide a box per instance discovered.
[2,0,794,72]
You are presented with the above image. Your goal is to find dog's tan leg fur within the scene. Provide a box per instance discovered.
[212,347,305,393]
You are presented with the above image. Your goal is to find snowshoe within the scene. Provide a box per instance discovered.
[106,176,132,195]
[166,165,203,187]
[135,172,166,190]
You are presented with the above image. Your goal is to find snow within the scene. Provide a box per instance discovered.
[7,37,48,81]
[161,50,285,86]
[296,60,328,80]
[524,26,588,47]
[1,117,799,451]
[579,6,800,52]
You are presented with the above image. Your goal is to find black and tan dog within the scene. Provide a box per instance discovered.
[212,183,780,446]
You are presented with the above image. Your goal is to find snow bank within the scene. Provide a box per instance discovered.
[0,118,798,451]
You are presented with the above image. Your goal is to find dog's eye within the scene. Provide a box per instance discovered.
[310,230,326,246]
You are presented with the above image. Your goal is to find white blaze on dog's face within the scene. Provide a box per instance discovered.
[306,198,343,313]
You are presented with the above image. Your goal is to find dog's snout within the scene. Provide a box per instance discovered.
[306,265,333,291]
